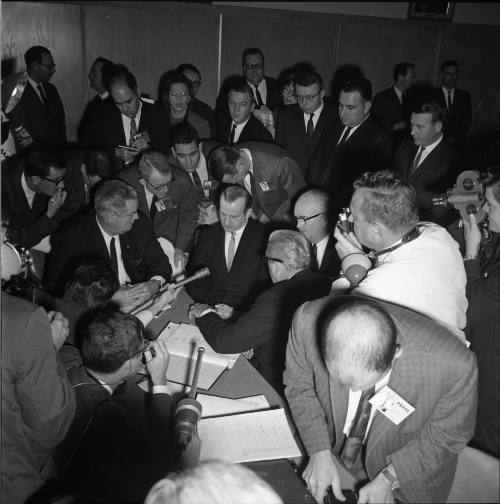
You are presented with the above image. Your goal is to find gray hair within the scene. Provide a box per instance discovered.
[267,229,310,271]
[94,179,137,216]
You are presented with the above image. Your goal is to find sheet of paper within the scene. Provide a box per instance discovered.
[198,394,261,418]
[198,408,301,463]
[239,395,270,409]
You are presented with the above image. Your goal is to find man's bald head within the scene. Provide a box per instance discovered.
[294,189,331,244]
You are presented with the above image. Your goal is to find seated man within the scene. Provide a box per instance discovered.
[284,296,477,503]
[118,149,199,272]
[294,189,341,280]
[210,142,305,224]
[189,229,330,394]
[186,185,270,311]
[55,311,174,504]
[333,170,467,338]
[46,179,172,300]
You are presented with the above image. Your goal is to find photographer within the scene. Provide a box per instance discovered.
[462,171,500,457]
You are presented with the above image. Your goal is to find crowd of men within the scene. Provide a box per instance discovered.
[1,43,499,504]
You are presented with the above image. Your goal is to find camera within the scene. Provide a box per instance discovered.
[337,207,353,234]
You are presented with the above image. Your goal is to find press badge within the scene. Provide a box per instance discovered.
[203,180,212,189]
[259,181,270,191]
[155,199,167,212]
[369,386,415,425]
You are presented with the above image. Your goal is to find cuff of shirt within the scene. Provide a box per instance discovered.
[200,308,217,317]
[152,385,169,394]
[136,310,154,327]
[150,276,165,287]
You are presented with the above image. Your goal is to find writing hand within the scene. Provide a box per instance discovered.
[130,132,150,151]
[303,450,344,504]
[145,339,169,386]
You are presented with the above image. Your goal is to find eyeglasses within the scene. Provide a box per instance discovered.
[265,256,284,264]
[294,90,322,104]
[169,92,190,99]
[295,212,325,225]
[40,174,66,185]
[191,80,202,88]
[244,63,263,71]
[142,174,174,192]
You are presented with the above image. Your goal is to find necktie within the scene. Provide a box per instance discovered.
[412,146,425,174]
[229,123,237,145]
[248,171,261,219]
[341,386,375,481]
[129,117,138,146]
[338,127,352,146]
[311,243,319,271]
[227,232,236,271]
[37,84,48,108]
[191,170,206,201]
[109,237,119,279]
[255,86,264,109]
[401,91,407,106]
[150,194,158,221]
[306,113,315,140]
[447,90,452,111]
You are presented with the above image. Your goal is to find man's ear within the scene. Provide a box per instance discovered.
[170,146,176,158]
[370,221,384,242]
[364,100,372,114]
[434,121,443,133]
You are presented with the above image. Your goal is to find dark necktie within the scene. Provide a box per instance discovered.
[191,170,206,201]
[255,86,264,109]
[306,113,315,140]
[447,90,452,111]
[109,237,119,279]
[248,171,261,218]
[401,91,407,106]
[37,84,48,108]
[227,232,236,270]
[129,117,138,146]
[150,194,158,221]
[229,123,237,145]
[412,146,425,174]
[311,243,319,271]
[341,386,375,481]
[338,127,352,146]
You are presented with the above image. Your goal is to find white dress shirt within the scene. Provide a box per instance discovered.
[303,101,324,131]
[121,100,143,145]
[442,86,455,108]
[416,134,443,168]
[231,116,250,144]
[315,233,330,269]
[337,114,369,145]
[224,222,247,263]
[393,86,403,104]
[21,172,36,209]
[248,78,268,107]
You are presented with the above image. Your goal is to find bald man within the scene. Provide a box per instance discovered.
[294,189,341,280]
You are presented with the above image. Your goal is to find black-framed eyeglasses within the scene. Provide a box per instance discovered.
[142,173,175,192]
[295,212,325,225]
[265,256,284,264]
[40,173,66,185]
[294,90,322,104]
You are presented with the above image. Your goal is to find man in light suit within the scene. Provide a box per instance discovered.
[210,142,305,224]
[186,185,270,311]
[284,295,477,504]
[275,69,338,175]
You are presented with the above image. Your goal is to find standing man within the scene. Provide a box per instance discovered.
[433,60,472,149]
[294,189,341,280]
[284,296,477,503]
[8,45,66,149]
[275,69,337,175]
[210,142,305,224]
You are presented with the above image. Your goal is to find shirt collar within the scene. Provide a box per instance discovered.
[393,86,403,102]
[27,75,41,90]
[96,215,118,241]
[303,100,324,121]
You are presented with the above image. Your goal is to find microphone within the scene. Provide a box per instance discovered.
[174,347,205,448]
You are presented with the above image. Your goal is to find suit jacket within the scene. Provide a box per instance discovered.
[275,102,338,175]
[393,138,461,227]
[318,234,341,281]
[284,294,477,503]
[118,164,199,252]
[186,219,270,310]
[306,117,392,211]
[261,76,281,109]
[46,212,172,295]
[77,94,113,146]
[8,80,66,148]
[189,97,216,137]
[433,88,472,145]
[196,269,331,394]
[216,111,273,144]
[236,140,306,222]
[81,99,170,155]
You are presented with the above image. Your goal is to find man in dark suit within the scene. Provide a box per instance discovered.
[372,62,415,150]
[275,69,338,175]
[294,189,341,280]
[242,47,281,110]
[433,60,472,149]
[307,77,392,213]
[82,65,170,165]
[190,229,330,394]
[210,142,305,224]
[118,149,199,272]
[394,100,461,227]
[186,185,270,311]
[46,179,172,299]
[8,45,66,149]
[284,296,477,504]
[216,79,273,145]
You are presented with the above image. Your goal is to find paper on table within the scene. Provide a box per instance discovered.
[240,395,270,409]
[198,408,301,463]
[198,394,261,418]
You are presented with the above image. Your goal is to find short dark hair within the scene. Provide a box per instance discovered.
[322,299,398,374]
[209,146,241,182]
[340,77,372,102]
[353,170,419,235]
[295,70,323,89]
[280,71,296,91]
[161,73,193,98]
[92,57,116,90]
[441,60,459,72]
[24,46,51,68]
[227,78,254,101]
[171,121,200,147]
[109,64,138,92]
[83,149,115,179]
[177,63,201,77]
[138,149,173,177]
[485,170,500,205]
[242,47,264,64]
[220,184,252,211]
[24,145,65,178]
[412,100,446,124]
[65,260,118,308]
[82,311,143,373]
[393,62,414,83]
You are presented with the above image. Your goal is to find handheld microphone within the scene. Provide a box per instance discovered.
[174,347,205,448]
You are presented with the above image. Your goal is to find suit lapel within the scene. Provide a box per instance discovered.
[229,221,253,272]
[329,376,349,452]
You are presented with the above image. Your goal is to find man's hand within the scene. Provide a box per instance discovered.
[463,212,482,258]
[214,303,234,320]
[111,283,154,311]
[46,187,67,218]
[188,302,210,321]
[334,226,364,260]
[303,450,344,504]
[47,310,70,350]
[174,248,187,270]
[130,132,150,151]
[148,284,179,316]
[145,339,169,386]
[198,203,219,226]
[357,473,394,504]
[115,146,140,164]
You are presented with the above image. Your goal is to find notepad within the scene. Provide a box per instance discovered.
[198,408,301,463]
[198,394,270,418]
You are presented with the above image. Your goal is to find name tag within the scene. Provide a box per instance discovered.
[203,180,213,189]
[259,181,270,191]
[155,199,167,212]
[369,386,414,425]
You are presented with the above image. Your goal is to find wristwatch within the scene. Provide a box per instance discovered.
[381,467,400,491]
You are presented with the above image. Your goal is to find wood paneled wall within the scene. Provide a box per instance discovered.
[2,1,499,144]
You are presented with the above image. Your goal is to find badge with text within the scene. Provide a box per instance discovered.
[259,181,271,192]
[369,386,415,425]
[155,199,167,212]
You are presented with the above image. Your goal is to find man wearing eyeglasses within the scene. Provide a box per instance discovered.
[7,45,66,149]
[275,70,337,175]
[118,149,199,272]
